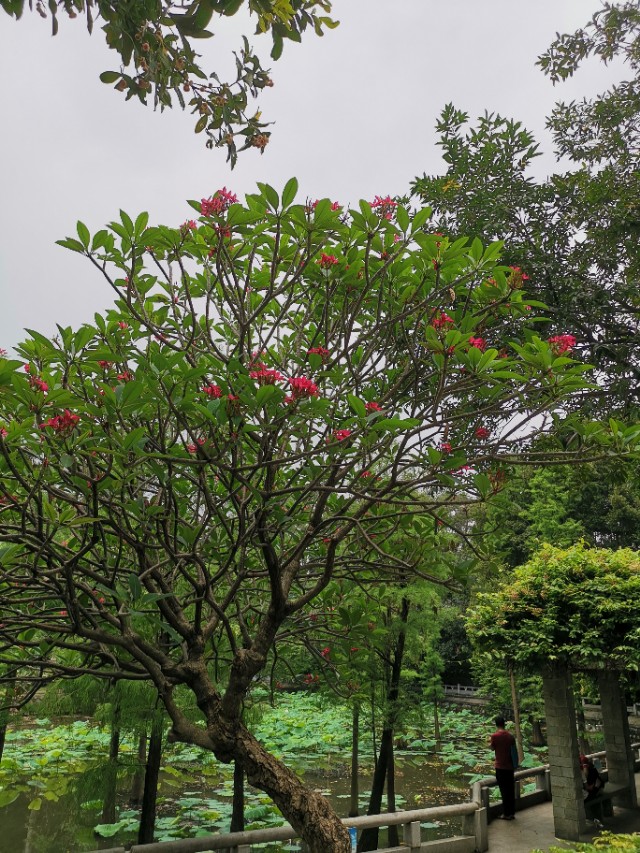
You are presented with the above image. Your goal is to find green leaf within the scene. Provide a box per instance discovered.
[347,394,367,418]
[411,206,433,232]
[56,238,86,254]
[128,573,143,602]
[99,71,121,84]
[281,177,299,209]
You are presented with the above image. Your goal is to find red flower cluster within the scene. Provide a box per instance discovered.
[320,647,331,659]
[509,265,530,281]
[39,410,80,435]
[30,377,48,393]
[312,200,341,210]
[288,376,319,399]
[117,371,133,382]
[431,311,453,330]
[250,367,285,385]
[318,253,339,269]
[303,673,319,685]
[439,441,452,454]
[370,195,397,221]
[0,427,7,438]
[203,384,223,398]
[548,334,576,355]
[98,360,111,369]
[468,337,487,351]
[365,401,383,413]
[474,427,490,440]
[187,437,206,454]
[333,429,352,442]
[307,346,329,359]
[200,187,238,216]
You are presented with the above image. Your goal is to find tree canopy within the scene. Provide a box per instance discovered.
[411,2,640,416]
[0,0,338,165]
[466,543,640,674]
[0,180,629,850]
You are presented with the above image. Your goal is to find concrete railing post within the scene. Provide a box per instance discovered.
[401,819,421,851]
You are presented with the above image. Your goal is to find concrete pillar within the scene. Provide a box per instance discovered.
[542,667,587,840]
[598,670,638,808]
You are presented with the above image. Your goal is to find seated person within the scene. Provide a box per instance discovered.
[580,754,604,801]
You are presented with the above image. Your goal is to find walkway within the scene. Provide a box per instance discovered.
[487,775,640,853]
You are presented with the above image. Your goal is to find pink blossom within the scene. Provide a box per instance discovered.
[468,337,487,351]
[39,410,80,435]
[0,427,7,438]
[118,321,128,330]
[333,429,352,442]
[307,346,329,359]
[116,371,133,382]
[187,438,205,454]
[312,200,341,210]
[30,377,48,393]
[431,312,453,330]
[370,195,397,221]
[289,376,319,399]
[0,349,6,357]
[250,368,285,385]
[318,253,339,269]
[548,334,576,355]
[365,401,383,413]
[203,384,223,398]
[200,187,238,216]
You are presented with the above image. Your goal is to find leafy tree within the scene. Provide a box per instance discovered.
[0,0,338,165]
[0,181,628,851]
[466,543,640,674]
[411,2,640,416]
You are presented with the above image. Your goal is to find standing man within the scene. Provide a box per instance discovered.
[490,716,516,820]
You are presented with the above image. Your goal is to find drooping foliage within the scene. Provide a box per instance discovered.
[466,543,640,673]
[0,0,338,164]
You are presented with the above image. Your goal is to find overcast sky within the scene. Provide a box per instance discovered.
[0,1,623,351]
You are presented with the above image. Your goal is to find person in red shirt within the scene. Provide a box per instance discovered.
[490,716,516,820]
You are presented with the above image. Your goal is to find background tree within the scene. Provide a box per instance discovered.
[411,2,640,417]
[0,0,338,165]
[0,181,628,851]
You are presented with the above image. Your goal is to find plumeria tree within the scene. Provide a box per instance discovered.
[0,180,630,851]
[1,0,337,164]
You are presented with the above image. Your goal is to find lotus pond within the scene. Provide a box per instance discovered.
[0,697,548,852]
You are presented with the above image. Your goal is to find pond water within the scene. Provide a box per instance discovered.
[1,755,472,853]
[0,704,542,853]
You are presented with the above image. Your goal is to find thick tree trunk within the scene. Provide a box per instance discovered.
[230,757,245,833]
[358,729,393,851]
[530,717,545,747]
[349,703,359,818]
[138,716,163,845]
[0,675,16,765]
[358,597,410,852]
[576,706,590,755]
[129,730,147,806]
[509,668,524,763]
[102,692,121,824]
[386,740,398,847]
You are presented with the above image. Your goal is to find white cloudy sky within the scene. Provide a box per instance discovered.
[0,1,623,350]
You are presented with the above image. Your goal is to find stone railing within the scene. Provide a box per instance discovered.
[90,802,486,853]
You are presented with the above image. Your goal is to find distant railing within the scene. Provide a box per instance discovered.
[442,684,480,697]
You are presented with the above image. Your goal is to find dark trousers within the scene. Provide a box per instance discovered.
[495,768,515,817]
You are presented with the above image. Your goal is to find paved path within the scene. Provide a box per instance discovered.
[488,777,640,853]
